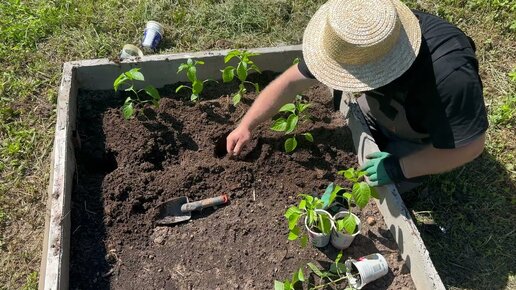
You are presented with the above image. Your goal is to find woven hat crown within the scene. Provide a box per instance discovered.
[324,0,402,65]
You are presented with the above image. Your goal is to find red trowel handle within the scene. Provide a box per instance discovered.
[180,194,229,213]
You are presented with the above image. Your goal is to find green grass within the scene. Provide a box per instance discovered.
[0,0,514,289]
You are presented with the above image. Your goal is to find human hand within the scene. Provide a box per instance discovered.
[226,125,252,156]
[360,152,405,186]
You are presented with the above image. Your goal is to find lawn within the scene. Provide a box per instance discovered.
[0,0,514,289]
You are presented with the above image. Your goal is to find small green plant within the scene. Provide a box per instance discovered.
[271,95,313,153]
[284,191,334,247]
[275,252,358,290]
[113,68,160,119]
[489,68,516,127]
[176,58,214,102]
[221,49,261,106]
[273,268,304,290]
[329,168,379,235]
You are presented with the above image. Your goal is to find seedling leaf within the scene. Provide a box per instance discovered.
[288,226,300,240]
[232,93,242,106]
[353,182,371,209]
[253,82,260,93]
[307,263,327,278]
[187,66,197,82]
[285,206,303,218]
[299,199,306,210]
[284,137,297,153]
[285,114,299,134]
[292,268,305,284]
[300,234,308,247]
[177,63,189,73]
[271,118,288,132]
[321,182,335,208]
[279,103,296,113]
[113,74,128,91]
[303,132,313,142]
[274,280,285,290]
[175,85,188,93]
[122,101,134,119]
[237,62,248,82]
[335,251,344,264]
[222,66,235,82]
[319,214,332,234]
[125,68,144,81]
[144,85,160,102]
[298,103,310,113]
[192,80,203,95]
[191,93,199,102]
[224,50,240,63]
[336,213,357,234]
[250,64,261,73]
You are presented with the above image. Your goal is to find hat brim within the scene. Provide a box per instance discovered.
[302,0,421,92]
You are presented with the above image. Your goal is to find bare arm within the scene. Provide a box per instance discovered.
[400,133,486,178]
[227,65,319,155]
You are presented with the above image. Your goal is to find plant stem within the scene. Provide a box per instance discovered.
[310,275,349,290]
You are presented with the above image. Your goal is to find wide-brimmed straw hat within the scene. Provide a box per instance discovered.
[302,0,421,92]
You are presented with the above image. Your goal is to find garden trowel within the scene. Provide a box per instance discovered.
[155,194,229,225]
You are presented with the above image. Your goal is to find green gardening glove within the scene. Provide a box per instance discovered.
[360,152,406,187]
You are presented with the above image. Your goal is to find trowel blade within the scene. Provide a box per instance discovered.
[155,196,191,225]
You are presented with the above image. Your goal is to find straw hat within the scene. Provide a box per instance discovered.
[302,0,421,92]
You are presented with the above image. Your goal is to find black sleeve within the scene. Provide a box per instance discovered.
[297,58,316,79]
[430,62,488,148]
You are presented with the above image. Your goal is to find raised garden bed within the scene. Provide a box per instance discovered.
[40,46,445,290]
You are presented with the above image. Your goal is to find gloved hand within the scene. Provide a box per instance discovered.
[360,152,406,186]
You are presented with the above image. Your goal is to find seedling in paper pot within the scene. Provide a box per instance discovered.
[330,168,379,235]
[176,58,215,102]
[271,95,313,153]
[113,68,160,119]
[221,49,261,106]
[284,192,333,247]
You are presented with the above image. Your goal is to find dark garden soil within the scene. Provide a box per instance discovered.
[70,72,415,290]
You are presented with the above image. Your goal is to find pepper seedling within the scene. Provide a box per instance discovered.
[273,268,304,290]
[176,58,215,102]
[284,192,334,247]
[324,168,379,235]
[271,95,313,153]
[275,252,358,290]
[113,68,160,119]
[221,49,261,106]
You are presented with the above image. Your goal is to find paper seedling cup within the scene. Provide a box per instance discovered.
[141,21,164,51]
[304,209,334,248]
[330,211,361,250]
[120,44,144,60]
[345,253,389,289]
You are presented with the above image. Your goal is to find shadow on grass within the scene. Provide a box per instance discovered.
[403,152,515,289]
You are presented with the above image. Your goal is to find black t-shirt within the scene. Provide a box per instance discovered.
[298,11,488,149]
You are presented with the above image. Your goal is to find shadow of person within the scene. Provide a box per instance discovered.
[70,89,117,290]
[290,125,355,172]
[404,152,515,289]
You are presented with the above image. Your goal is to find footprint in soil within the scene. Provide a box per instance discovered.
[213,132,261,162]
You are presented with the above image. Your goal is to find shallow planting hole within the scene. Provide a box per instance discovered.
[214,132,229,158]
